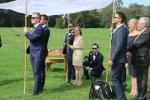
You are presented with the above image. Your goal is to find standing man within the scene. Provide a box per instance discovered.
[108,12,128,100]
[24,12,47,95]
[131,17,150,100]
[63,23,75,83]
[39,14,50,93]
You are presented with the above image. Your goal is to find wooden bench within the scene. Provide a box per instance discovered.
[45,51,67,73]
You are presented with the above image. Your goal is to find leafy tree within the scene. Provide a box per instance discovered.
[0,0,14,3]
[71,10,101,28]
[54,17,65,29]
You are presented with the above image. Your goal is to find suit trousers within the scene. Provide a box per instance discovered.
[111,63,126,100]
[135,66,149,100]
[66,48,75,81]
[30,56,45,94]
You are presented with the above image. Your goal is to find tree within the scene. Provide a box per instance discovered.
[54,17,65,29]
[0,0,13,3]
[71,10,101,28]
[121,3,146,21]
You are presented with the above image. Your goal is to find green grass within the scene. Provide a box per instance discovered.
[0,28,150,100]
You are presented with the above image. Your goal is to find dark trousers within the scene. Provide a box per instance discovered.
[122,66,126,83]
[30,56,45,94]
[83,67,90,79]
[41,57,46,91]
[111,63,126,100]
[122,66,127,90]
[135,66,149,100]
[66,49,75,81]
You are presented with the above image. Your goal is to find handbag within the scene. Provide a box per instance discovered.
[94,80,116,99]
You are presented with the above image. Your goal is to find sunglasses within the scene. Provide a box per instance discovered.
[68,26,73,28]
[31,17,39,19]
[113,16,119,19]
[92,48,97,49]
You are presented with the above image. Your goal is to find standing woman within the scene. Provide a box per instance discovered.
[68,26,84,86]
[127,18,139,96]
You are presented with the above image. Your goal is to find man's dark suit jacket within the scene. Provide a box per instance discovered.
[110,25,128,64]
[43,26,50,57]
[25,24,46,57]
[88,51,105,78]
[63,31,75,54]
[129,28,150,66]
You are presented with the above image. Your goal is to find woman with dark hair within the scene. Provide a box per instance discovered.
[68,26,84,86]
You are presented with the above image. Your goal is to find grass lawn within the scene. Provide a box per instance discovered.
[0,28,149,100]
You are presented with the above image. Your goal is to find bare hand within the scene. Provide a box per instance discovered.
[24,27,28,33]
[86,67,92,71]
[68,45,74,49]
[109,26,113,32]
[108,60,113,67]
[89,68,92,71]
[125,63,128,68]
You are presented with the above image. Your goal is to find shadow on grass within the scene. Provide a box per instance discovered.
[0,77,33,86]
[0,78,22,86]
[44,80,91,94]
[50,67,64,72]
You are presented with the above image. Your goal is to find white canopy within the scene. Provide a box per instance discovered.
[0,0,113,16]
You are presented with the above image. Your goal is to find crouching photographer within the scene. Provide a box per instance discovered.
[83,43,105,99]
[83,43,105,79]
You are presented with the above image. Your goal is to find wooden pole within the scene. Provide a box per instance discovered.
[67,14,70,24]
[105,0,116,82]
[24,0,28,94]
[65,14,70,83]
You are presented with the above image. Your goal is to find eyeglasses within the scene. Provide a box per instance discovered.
[92,48,97,49]
[113,16,119,19]
[68,26,73,28]
[31,17,39,19]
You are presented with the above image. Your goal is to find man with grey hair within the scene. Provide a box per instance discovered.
[129,17,150,100]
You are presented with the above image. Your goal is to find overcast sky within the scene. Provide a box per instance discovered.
[123,0,150,7]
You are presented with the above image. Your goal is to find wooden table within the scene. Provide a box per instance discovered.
[45,51,67,73]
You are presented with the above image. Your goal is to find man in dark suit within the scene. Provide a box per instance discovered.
[39,14,50,93]
[63,23,75,83]
[109,12,128,100]
[87,43,105,99]
[130,17,150,100]
[24,12,48,95]
[85,43,105,78]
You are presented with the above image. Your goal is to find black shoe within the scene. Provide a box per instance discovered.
[85,77,90,80]
[123,83,127,91]
[67,80,71,83]
[89,96,96,100]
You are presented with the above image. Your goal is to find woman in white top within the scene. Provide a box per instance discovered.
[68,26,84,86]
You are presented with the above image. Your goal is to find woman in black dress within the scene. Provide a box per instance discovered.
[127,18,139,97]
